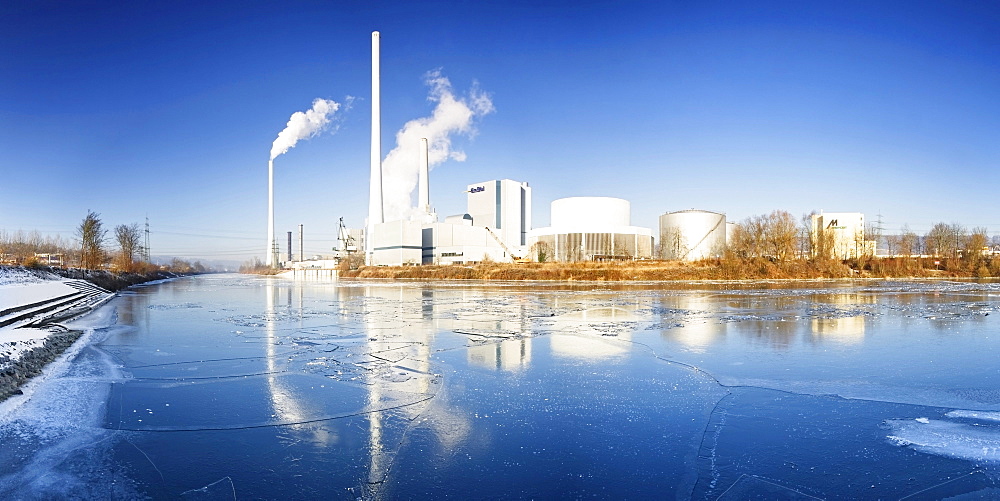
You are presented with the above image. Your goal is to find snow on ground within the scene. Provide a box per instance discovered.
[0,328,51,367]
[0,268,79,368]
[0,281,78,313]
[0,267,59,286]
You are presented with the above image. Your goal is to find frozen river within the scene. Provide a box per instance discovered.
[3,275,1000,499]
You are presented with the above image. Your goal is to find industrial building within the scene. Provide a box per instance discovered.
[422,179,532,265]
[527,197,653,262]
[361,30,531,267]
[810,212,874,259]
[659,210,728,261]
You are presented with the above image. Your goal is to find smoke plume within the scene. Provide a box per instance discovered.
[270,98,346,161]
[381,70,494,220]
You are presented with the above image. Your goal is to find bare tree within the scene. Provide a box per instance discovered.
[964,227,989,268]
[763,210,798,260]
[926,223,966,258]
[898,225,918,257]
[114,223,144,272]
[77,211,107,269]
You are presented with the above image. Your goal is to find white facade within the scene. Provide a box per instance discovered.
[422,223,509,265]
[659,210,727,261]
[370,220,422,266]
[420,179,532,265]
[528,197,653,262]
[550,197,631,230]
[810,212,871,259]
[466,179,531,249]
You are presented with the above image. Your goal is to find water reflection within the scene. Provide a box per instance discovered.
[808,292,873,345]
[467,338,531,371]
[264,284,335,446]
[656,293,727,353]
[547,306,637,359]
[75,278,1000,498]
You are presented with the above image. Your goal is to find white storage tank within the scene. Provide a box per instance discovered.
[659,210,727,261]
[551,197,631,230]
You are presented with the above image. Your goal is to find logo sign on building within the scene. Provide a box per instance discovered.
[470,186,485,193]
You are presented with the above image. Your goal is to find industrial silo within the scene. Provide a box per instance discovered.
[528,197,653,261]
[659,210,727,261]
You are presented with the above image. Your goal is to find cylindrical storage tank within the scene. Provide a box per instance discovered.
[659,210,726,261]
[551,197,630,230]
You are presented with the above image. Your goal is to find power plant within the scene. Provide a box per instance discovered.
[528,197,653,262]
[264,31,874,269]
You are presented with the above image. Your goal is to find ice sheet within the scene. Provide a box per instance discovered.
[5,276,1000,498]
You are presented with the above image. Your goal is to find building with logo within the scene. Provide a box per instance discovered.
[809,212,873,259]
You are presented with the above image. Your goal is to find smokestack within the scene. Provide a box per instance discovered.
[287,231,292,263]
[418,137,429,213]
[367,31,383,260]
[266,159,276,267]
[299,224,304,262]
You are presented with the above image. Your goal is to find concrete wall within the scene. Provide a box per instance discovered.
[422,223,510,265]
[371,220,422,265]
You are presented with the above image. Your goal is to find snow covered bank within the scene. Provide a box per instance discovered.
[0,267,113,401]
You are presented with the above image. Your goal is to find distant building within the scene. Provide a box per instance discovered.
[34,253,64,266]
[810,212,874,259]
[368,178,533,266]
[528,197,653,261]
[423,179,532,265]
[659,210,727,261]
[465,179,531,248]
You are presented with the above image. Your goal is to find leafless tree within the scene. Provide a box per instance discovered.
[77,211,107,269]
[926,223,966,258]
[898,225,918,257]
[114,223,144,272]
[964,227,989,268]
[763,210,798,260]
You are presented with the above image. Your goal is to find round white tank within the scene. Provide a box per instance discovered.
[659,210,726,261]
[551,197,630,230]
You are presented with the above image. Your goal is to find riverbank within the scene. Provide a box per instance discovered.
[337,258,977,281]
[0,266,186,402]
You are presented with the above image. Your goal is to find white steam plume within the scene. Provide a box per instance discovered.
[381,70,494,220]
[270,98,347,161]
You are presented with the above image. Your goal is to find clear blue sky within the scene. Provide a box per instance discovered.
[2,1,998,264]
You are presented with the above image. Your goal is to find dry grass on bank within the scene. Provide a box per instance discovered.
[337,257,983,281]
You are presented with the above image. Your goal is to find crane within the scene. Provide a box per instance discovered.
[483,227,530,263]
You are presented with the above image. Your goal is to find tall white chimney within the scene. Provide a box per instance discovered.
[366,31,383,261]
[418,137,429,213]
[266,159,276,267]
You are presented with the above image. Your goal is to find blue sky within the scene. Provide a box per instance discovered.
[2,1,998,264]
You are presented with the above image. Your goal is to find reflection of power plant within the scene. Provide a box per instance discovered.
[264,283,337,445]
[656,293,728,352]
[468,338,532,371]
[547,306,637,358]
[809,292,872,345]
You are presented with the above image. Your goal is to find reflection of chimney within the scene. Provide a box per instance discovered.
[366,31,383,260]
[418,137,429,213]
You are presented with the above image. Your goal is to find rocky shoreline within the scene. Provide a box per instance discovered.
[0,329,82,402]
[0,266,194,404]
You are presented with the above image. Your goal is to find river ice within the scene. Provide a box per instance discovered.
[2,276,1000,498]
